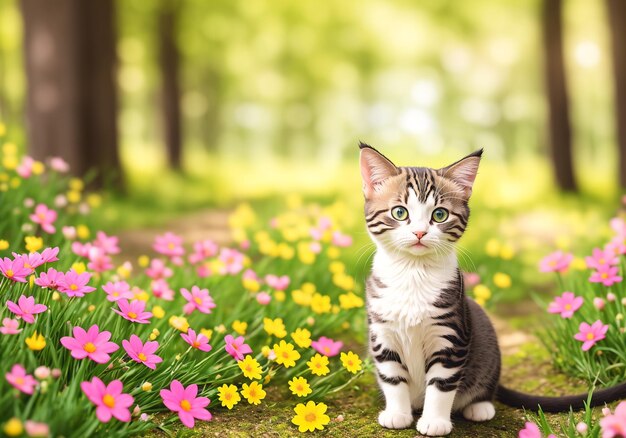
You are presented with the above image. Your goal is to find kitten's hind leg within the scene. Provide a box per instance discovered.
[462,401,496,422]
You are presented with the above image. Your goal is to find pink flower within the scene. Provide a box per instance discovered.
[606,238,626,257]
[58,270,96,297]
[219,248,244,275]
[0,256,33,282]
[256,292,271,305]
[547,292,583,318]
[601,401,626,438]
[94,231,120,255]
[102,281,134,302]
[594,297,606,310]
[71,241,93,257]
[608,292,617,302]
[81,377,134,423]
[40,247,60,263]
[463,272,481,287]
[310,241,322,254]
[6,364,37,394]
[265,274,290,291]
[30,204,57,234]
[311,336,343,357]
[539,251,573,273]
[16,156,34,178]
[6,295,47,323]
[153,232,184,257]
[586,248,619,270]
[188,239,218,264]
[611,217,626,237]
[15,252,44,270]
[24,420,50,437]
[62,226,77,240]
[113,299,152,324]
[160,380,212,428]
[574,320,609,351]
[87,247,114,273]
[122,335,163,370]
[35,268,64,290]
[146,258,173,280]
[590,265,623,287]
[181,328,212,352]
[518,422,541,438]
[243,269,260,282]
[151,279,174,301]
[332,231,353,247]
[49,156,69,172]
[60,324,119,363]
[0,318,22,335]
[181,286,216,315]
[224,335,252,361]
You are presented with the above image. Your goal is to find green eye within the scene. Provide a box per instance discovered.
[391,206,409,221]
[432,208,449,223]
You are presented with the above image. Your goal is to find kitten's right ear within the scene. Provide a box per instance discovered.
[359,142,399,198]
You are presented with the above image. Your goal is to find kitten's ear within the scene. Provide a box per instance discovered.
[359,142,399,198]
[440,149,483,197]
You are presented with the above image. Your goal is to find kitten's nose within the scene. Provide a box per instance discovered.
[414,231,427,240]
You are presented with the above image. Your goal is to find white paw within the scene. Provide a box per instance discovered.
[416,417,452,436]
[378,410,413,429]
[462,401,496,422]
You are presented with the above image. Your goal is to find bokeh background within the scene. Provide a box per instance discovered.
[1,0,625,312]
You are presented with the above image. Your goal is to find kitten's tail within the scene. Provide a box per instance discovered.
[496,382,626,412]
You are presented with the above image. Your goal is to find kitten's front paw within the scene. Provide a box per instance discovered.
[378,410,413,429]
[416,417,452,436]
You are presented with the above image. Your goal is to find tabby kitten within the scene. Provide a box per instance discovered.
[360,143,626,436]
[360,143,499,436]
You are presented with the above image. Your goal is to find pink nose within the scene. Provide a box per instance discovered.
[414,231,427,239]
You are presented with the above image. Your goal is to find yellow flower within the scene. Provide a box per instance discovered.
[473,284,491,300]
[340,351,362,374]
[69,177,84,191]
[169,316,189,332]
[291,328,312,348]
[329,261,345,274]
[263,317,286,338]
[116,262,132,279]
[134,290,149,301]
[218,384,241,409]
[298,243,315,264]
[261,345,271,357]
[292,401,330,432]
[71,262,86,274]
[275,290,286,302]
[31,161,45,175]
[499,244,514,260]
[67,190,81,203]
[273,340,301,368]
[278,243,295,260]
[3,418,23,437]
[571,257,587,271]
[238,355,262,380]
[289,376,312,397]
[327,247,340,259]
[232,320,247,335]
[200,328,213,340]
[333,273,354,291]
[138,255,150,267]
[301,283,316,294]
[307,354,330,376]
[0,123,5,137]
[1,141,15,154]
[243,278,260,292]
[10,177,20,189]
[339,292,364,310]
[215,324,226,334]
[310,293,331,314]
[485,238,500,257]
[26,332,46,351]
[3,155,18,170]
[24,236,43,253]
[86,193,102,208]
[151,305,165,319]
[141,382,153,391]
[475,297,486,307]
[0,239,9,250]
[76,224,90,240]
[88,305,95,312]
[493,272,511,289]
[241,381,266,405]
[292,289,312,306]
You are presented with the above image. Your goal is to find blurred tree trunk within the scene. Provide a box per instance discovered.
[159,0,182,170]
[541,0,577,191]
[607,0,626,188]
[21,0,122,189]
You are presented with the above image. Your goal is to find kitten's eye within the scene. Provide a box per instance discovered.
[391,206,409,221]
[432,207,449,223]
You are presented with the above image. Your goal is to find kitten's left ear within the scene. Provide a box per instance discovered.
[439,149,483,197]
[359,142,399,198]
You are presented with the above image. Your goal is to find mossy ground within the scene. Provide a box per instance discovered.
[147,342,607,437]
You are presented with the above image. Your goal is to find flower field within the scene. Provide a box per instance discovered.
[0,148,370,436]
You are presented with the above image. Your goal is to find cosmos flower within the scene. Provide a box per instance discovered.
[0,318,22,335]
[5,364,37,394]
[160,380,212,428]
[6,295,47,323]
[113,299,153,324]
[574,320,609,351]
[547,292,583,319]
[153,232,184,258]
[181,286,216,315]
[0,257,32,283]
[60,324,119,363]
[58,270,96,297]
[34,268,64,290]
[224,335,252,361]
[102,281,134,302]
[600,401,626,438]
[311,336,343,357]
[30,204,57,234]
[585,248,619,270]
[589,265,623,287]
[539,251,573,273]
[81,377,134,423]
[265,274,290,291]
[181,328,211,352]
[122,335,162,370]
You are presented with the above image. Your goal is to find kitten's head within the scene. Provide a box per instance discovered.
[359,142,482,258]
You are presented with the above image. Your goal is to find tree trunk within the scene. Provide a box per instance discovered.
[607,0,626,188]
[159,0,182,170]
[541,0,577,191]
[21,0,122,189]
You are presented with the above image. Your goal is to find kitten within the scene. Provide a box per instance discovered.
[359,143,626,436]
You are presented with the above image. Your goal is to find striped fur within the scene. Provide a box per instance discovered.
[360,144,500,436]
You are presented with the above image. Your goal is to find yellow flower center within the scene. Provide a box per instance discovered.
[601,273,609,279]
[6,269,13,277]
[586,333,595,340]
[225,392,232,400]
[564,304,572,310]
[113,292,119,297]
[323,347,330,354]
[24,263,32,269]
[249,389,257,398]
[297,385,303,391]
[549,260,557,267]
[599,258,606,264]
[70,284,78,291]
[128,312,137,319]
[193,341,200,348]
[15,377,24,385]
[194,297,202,305]
[38,212,46,220]
[84,342,96,353]
[305,412,317,422]
[138,353,147,361]
[168,243,175,250]
[283,351,290,358]
[180,399,191,411]
[103,394,115,408]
